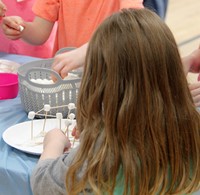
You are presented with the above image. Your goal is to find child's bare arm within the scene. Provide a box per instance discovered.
[2,16,54,45]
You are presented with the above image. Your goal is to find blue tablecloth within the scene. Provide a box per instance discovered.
[0,53,40,195]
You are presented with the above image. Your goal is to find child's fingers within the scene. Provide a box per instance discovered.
[0,2,7,14]
[2,16,24,31]
[71,127,76,136]
[1,26,21,40]
[71,126,80,139]
[2,21,20,32]
[3,26,21,35]
[198,73,200,81]
[1,19,25,40]
[0,10,6,17]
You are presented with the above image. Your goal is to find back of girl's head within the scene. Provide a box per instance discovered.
[80,8,194,128]
[68,8,200,195]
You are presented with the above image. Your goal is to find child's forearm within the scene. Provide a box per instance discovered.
[21,17,54,45]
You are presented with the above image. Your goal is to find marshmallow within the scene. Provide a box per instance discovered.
[44,104,51,111]
[19,25,24,32]
[68,113,75,120]
[56,113,63,119]
[65,120,72,127]
[28,111,35,119]
[68,103,75,110]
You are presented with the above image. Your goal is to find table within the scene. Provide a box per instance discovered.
[0,52,40,195]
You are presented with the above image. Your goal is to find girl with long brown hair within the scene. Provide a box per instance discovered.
[31,8,200,195]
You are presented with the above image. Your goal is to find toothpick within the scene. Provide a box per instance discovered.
[40,104,51,135]
[64,120,72,139]
[42,111,47,134]
[72,137,76,147]
[31,119,33,140]
[56,113,63,129]
[28,111,35,140]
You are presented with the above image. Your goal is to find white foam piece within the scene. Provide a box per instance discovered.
[28,111,35,119]
[68,103,75,110]
[68,113,75,120]
[56,113,63,119]
[19,25,24,32]
[44,104,51,111]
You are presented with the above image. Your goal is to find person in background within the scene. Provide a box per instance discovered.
[143,0,168,19]
[0,0,56,58]
[30,8,200,195]
[1,0,143,77]
[142,0,200,109]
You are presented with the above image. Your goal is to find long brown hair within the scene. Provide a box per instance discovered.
[66,8,200,194]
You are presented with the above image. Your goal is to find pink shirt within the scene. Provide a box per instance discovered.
[0,0,56,58]
[33,0,143,55]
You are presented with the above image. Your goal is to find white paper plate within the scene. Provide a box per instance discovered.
[2,119,79,155]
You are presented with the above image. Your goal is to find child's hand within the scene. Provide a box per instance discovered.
[52,44,87,80]
[72,126,80,139]
[43,128,71,151]
[189,82,200,107]
[0,1,6,18]
[188,46,200,74]
[39,128,71,160]
[187,46,200,81]
[1,16,25,40]
[183,45,200,76]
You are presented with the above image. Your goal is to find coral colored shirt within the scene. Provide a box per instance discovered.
[33,0,143,55]
[0,0,56,58]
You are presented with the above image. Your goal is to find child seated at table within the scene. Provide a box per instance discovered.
[30,8,200,195]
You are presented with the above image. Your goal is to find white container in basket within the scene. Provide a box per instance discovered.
[17,48,81,118]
